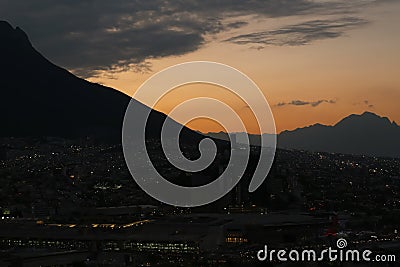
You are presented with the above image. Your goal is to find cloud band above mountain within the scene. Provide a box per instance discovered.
[276,99,336,108]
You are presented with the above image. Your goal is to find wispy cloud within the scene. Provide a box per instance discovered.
[353,99,375,108]
[225,17,368,47]
[276,99,336,108]
[364,100,374,108]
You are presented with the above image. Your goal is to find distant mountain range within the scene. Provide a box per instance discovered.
[0,21,202,143]
[279,111,400,158]
[207,112,400,158]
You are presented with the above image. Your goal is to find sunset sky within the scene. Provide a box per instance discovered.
[1,0,399,133]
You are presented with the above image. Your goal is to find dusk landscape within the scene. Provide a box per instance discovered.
[0,1,399,266]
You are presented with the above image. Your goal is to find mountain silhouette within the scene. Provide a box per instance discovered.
[0,21,202,143]
[205,112,400,158]
[278,111,400,158]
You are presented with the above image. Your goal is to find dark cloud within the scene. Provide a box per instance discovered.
[353,100,374,108]
[225,17,368,47]
[276,99,336,107]
[290,100,310,106]
[226,21,249,29]
[276,102,288,107]
[0,0,377,77]
[364,100,374,108]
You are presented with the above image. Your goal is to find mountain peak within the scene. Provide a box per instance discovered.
[335,111,392,128]
[279,111,400,158]
[349,111,381,119]
[359,111,398,126]
[360,111,381,118]
[0,21,31,50]
[0,20,203,145]
[0,20,14,33]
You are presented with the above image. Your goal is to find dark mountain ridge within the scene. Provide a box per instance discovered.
[0,21,202,143]
[279,111,400,158]
[205,112,400,158]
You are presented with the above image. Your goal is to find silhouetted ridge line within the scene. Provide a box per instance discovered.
[0,21,204,144]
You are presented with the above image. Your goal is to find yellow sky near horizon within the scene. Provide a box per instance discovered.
[88,2,400,134]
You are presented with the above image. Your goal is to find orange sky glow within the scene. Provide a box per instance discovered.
[86,2,400,134]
